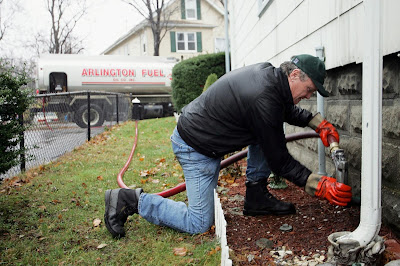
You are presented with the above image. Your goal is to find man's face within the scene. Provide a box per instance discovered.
[288,69,318,104]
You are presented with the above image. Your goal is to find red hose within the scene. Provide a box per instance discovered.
[117,121,322,197]
[155,131,321,197]
[117,120,139,189]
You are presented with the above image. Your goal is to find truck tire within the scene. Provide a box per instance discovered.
[74,104,105,128]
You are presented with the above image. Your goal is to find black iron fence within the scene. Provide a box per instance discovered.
[1,91,132,180]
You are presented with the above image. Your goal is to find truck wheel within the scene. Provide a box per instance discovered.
[74,104,105,128]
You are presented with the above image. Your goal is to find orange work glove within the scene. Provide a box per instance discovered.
[315,120,339,147]
[315,176,352,206]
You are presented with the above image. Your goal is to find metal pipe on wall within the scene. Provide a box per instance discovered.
[316,46,327,176]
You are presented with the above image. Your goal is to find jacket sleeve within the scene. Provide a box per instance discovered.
[284,105,313,127]
[249,95,311,187]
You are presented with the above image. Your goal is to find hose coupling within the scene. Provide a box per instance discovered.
[329,142,340,153]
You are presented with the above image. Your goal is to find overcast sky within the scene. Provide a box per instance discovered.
[0,0,143,60]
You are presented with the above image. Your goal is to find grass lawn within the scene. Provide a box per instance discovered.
[0,117,221,265]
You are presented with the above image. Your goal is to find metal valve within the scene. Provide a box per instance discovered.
[331,148,348,184]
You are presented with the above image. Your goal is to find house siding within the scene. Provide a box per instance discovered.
[228,0,400,237]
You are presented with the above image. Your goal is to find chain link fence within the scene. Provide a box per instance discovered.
[1,91,132,180]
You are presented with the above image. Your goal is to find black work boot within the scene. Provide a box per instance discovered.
[243,179,296,216]
[104,188,143,238]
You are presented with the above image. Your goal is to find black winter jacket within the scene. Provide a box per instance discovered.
[177,62,313,187]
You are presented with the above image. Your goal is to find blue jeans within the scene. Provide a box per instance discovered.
[246,144,271,182]
[138,128,270,234]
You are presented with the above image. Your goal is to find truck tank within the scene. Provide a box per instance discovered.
[36,54,178,127]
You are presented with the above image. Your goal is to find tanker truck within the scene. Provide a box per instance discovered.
[36,54,177,127]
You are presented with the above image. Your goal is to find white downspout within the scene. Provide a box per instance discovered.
[337,0,382,247]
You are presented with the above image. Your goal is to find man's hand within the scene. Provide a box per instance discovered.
[315,119,339,147]
[315,176,352,206]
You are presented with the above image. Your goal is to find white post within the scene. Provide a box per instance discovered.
[224,0,230,73]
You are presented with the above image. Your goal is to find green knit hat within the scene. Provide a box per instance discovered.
[291,54,328,97]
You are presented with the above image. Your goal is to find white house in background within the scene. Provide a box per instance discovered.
[227,0,400,70]
[102,0,225,61]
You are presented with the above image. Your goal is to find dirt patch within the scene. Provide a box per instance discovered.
[218,164,400,265]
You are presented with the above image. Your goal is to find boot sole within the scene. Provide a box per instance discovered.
[243,208,296,216]
[104,189,125,238]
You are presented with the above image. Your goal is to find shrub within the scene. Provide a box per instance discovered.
[0,61,33,174]
[171,52,226,112]
[203,73,218,93]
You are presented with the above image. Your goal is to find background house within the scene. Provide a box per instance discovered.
[227,0,400,236]
[102,0,225,61]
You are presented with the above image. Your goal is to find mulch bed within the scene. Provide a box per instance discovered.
[218,164,400,265]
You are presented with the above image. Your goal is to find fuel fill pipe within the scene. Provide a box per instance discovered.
[117,121,341,198]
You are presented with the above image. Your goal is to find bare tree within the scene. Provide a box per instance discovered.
[38,0,87,54]
[123,0,178,56]
[0,0,7,41]
[0,0,20,42]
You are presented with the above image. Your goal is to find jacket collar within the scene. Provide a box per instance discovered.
[276,67,294,105]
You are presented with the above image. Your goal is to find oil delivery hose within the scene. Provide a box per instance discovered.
[117,120,139,189]
[156,131,324,197]
[117,121,337,198]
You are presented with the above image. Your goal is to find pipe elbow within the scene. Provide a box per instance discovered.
[336,221,381,248]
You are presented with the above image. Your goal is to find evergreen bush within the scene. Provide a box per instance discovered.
[0,61,33,174]
[203,73,218,93]
[171,52,226,112]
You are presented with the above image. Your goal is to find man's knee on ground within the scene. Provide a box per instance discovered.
[191,218,214,234]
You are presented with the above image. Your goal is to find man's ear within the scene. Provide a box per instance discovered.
[289,69,300,81]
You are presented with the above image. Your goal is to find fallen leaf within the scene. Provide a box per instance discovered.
[173,247,187,256]
[93,218,102,227]
[97,243,107,249]
[97,176,103,181]
[208,246,221,255]
[140,170,149,177]
[51,199,61,204]
[38,205,46,210]
[161,172,170,178]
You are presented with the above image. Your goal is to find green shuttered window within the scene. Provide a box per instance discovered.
[171,32,202,52]
[181,0,201,20]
